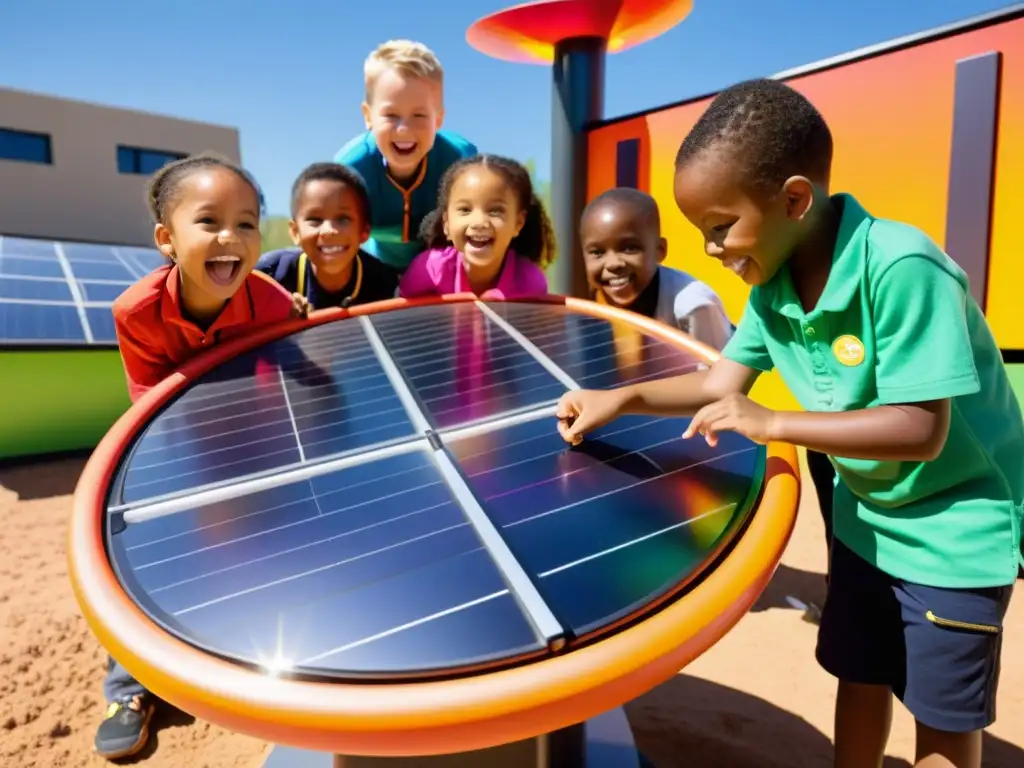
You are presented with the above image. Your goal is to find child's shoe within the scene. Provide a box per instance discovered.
[94,694,155,760]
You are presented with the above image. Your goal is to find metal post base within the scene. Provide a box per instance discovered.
[261,707,640,768]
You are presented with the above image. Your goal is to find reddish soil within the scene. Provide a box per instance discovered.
[1,453,1020,767]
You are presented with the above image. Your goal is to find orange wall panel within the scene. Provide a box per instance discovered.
[586,17,1024,350]
[586,115,651,200]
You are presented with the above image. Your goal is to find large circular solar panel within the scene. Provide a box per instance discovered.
[70,296,798,757]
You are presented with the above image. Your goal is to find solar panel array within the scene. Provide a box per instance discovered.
[105,301,765,681]
[0,234,164,345]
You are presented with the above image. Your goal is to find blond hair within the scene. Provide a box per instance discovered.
[364,40,444,103]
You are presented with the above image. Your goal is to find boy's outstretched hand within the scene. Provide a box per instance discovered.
[683,393,779,447]
[556,388,628,446]
[290,293,312,319]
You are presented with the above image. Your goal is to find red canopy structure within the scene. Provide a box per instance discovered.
[467,0,693,296]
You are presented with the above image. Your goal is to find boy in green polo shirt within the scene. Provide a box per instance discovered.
[556,78,1021,768]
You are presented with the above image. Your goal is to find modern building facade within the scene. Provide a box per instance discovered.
[0,86,241,246]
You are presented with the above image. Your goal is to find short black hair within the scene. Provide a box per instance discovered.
[147,152,262,225]
[675,78,833,193]
[419,154,556,269]
[290,162,372,221]
[581,187,661,231]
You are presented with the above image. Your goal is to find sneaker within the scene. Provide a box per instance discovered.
[94,694,155,760]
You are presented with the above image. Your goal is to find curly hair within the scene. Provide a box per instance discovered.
[418,154,556,269]
[675,78,833,193]
[146,151,263,225]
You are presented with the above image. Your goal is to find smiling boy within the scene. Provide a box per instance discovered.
[580,187,732,351]
[257,162,397,309]
[556,79,1022,768]
[334,40,478,274]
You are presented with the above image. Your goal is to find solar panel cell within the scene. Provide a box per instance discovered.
[101,300,768,688]
[69,260,136,281]
[1,237,57,257]
[372,303,567,429]
[0,276,73,301]
[119,248,166,275]
[111,449,545,677]
[79,281,131,302]
[118,324,420,504]
[0,302,85,342]
[85,307,118,343]
[0,237,170,345]
[446,412,761,637]
[486,302,702,389]
[0,255,65,279]
[62,243,120,262]
[282,322,419,461]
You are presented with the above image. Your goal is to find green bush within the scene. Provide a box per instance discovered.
[260,217,293,252]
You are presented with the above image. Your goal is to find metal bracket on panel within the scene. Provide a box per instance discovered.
[426,429,443,452]
[108,511,127,536]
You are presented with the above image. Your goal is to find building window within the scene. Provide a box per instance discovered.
[0,127,53,164]
[117,145,187,175]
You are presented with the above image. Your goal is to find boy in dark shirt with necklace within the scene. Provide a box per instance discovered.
[257,163,398,309]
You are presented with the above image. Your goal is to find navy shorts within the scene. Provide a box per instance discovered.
[816,539,1012,733]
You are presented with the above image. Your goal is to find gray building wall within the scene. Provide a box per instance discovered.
[0,87,241,247]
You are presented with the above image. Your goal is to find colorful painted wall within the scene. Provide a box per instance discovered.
[586,14,1024,362]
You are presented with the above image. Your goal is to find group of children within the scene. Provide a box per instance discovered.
[97,37,1020,768]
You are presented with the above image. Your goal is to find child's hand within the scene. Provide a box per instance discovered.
[556,388,628,446]
[683,393,780,447]
[290,293,311,319]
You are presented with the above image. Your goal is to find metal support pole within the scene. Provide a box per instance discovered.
[550,36,606,298]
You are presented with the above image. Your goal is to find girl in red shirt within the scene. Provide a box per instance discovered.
[112,152,303,403]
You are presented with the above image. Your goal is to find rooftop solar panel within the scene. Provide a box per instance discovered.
[0,233,161,347]
[100,300,767,686]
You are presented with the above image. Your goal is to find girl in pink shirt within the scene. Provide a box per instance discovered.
[399,154,554,299]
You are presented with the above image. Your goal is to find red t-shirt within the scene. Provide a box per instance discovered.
[112,264,295,402]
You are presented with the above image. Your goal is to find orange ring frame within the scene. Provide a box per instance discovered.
[69,294,800,757]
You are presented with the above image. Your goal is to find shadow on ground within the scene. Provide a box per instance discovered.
[112,704,196,765]
[627,675,1023,768]
[0,452,89,501]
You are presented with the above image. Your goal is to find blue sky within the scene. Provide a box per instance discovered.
[0,0,1014,216]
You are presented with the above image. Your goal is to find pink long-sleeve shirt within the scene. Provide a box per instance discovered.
[398,245,548,299]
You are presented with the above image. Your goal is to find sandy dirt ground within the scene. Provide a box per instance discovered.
[1,452,1021,768]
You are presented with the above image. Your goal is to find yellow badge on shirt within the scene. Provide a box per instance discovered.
[832,334,865,367]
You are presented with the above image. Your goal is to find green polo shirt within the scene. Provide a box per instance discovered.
[723,193,1023,588]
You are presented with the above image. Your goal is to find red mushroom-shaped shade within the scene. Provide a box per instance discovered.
[467,0,693,65]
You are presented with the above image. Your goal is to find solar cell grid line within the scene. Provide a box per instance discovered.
[279,321,420,462]
[118,356,305,503]
[52,242,93,343]
[0,255,64,279]
[489,302,703,390]
[278,365,306,463]
[358,315,430,436]
[0,302,87,343]
[475,300,580,391]
[117,320,421,502]
[2,236,58,258]
[109,446,549,677]
[370,303,569,429]
[359,311,565,645]
[110,247,145,280]
[117,247,166,277]
[0,276,73,301]
[445,409,764,638]
[119,435,431,524]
